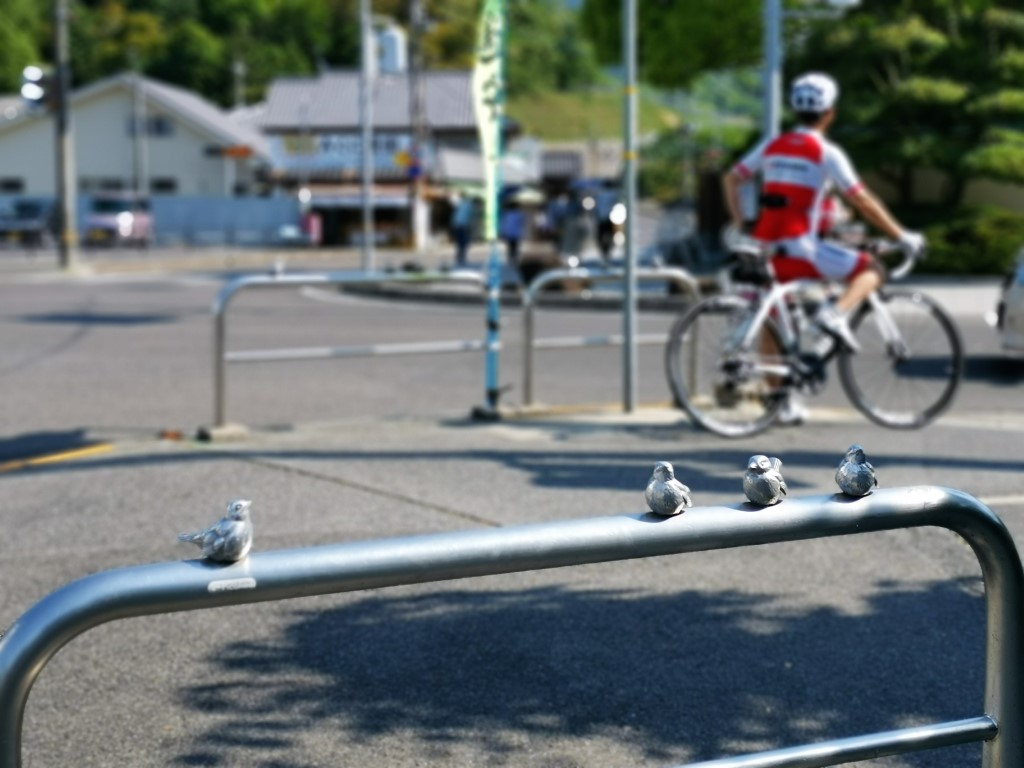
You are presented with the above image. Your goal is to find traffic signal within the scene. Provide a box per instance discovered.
[20,66,53,111]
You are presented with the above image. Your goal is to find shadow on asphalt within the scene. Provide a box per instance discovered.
[173,580,983,767]
[17,311,181,325]
[0,429,102,464]
[964,354,1024,385]
[4,444,1024,494]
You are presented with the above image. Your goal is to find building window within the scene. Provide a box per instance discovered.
[150,177,178,195]
[0,178,24,193]
[80,177,127,193]
[149,116,174,136]
[126,115,175,137]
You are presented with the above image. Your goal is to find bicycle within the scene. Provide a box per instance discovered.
[664,237,964,438]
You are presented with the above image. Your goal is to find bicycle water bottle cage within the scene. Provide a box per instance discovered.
[728,252,773,287]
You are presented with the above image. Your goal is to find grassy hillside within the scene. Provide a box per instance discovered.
[506,87,681,141]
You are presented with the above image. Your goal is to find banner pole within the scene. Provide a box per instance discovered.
[471,0,506,420]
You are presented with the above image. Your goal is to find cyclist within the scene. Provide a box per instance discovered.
[722,71,925,422]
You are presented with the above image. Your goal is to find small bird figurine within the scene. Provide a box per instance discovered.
[178,499,254,563]
[743,455,787,506]
[645,461,693,516]
[835,444,878,497]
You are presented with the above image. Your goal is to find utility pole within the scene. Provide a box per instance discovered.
[131,55,149,212]
[233,57,247,109]
[621,0,638,412]
[360,0,376,271]
[54,0,77,271]
[762,0,783,139]
[407,0,427,252]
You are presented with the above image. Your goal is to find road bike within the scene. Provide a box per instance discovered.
[664,238,964,438]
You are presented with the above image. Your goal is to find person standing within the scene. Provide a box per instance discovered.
[450,192,474,267]
[499,201,525,266]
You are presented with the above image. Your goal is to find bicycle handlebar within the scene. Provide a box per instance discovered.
[866,238,920,281]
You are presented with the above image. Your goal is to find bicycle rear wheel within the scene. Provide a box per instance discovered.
[838,289,963,429]
[665,295,787,438]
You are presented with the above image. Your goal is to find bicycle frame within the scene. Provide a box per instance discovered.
[864,290,911,357]
[730,281,908,368]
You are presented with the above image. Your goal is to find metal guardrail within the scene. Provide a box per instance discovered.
[211,270,487,427]
[522,266,700,406]
[0,486,1019,767]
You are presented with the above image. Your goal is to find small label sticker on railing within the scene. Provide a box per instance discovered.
[207,577,257,593]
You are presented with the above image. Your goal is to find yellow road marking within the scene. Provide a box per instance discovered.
[0,443,113,474]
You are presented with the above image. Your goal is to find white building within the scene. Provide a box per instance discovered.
[0,72,269,199]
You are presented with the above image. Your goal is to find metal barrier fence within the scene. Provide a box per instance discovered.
[0,486,1019,767]
[211,270,487,427]
[212,266,700,426]
[522,266,700,406]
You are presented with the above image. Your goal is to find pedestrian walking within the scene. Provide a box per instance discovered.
[450,192,474,267]
[500,202,525,266]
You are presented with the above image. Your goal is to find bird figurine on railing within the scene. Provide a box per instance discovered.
[178,499,253,563]
[645,461,693,516]
[835,444,878,497]
[743,455,787,506]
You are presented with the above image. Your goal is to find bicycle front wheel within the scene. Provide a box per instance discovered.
[838,289,963,429]
[665,295,787,438]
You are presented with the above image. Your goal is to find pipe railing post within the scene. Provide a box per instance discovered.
[211,270,487,427]
[521,266,699,407]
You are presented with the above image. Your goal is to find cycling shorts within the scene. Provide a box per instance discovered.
[771,238,874,283]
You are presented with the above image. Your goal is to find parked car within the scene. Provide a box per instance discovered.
[0,198,57,248]
[84,194,153,247]
[987,247,1024,355]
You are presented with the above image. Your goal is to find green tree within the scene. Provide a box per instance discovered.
[0,0,43,92]
[506,0,600,95]
[415,0,600,96]
[18,0,599,106]
[579,0,761,88]
[789,1,1024,207]
[147,20,226,101]
[69,2,166,85]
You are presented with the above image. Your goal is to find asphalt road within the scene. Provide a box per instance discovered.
[1,255,1022,768]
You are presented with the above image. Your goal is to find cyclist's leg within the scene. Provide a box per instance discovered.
[766,254,823,426]
[812,241,882,350]
[816,240,882,313]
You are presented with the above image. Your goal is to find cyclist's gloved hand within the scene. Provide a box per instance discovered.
[722,223,744,248]
[722,223,761,257]
[898,230,926,258]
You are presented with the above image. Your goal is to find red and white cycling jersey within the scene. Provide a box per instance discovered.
[733,127,869,280]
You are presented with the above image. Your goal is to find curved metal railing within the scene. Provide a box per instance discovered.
[211,270,487,426]
[0,486,1019,766]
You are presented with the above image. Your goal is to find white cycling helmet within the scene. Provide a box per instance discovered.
[790,72,839,113]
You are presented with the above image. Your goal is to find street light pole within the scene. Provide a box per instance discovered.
[360,0,376,271]
[408,0,427,253]
[54,0,77,271]
[762,0,783,139]
[621,0,638,412]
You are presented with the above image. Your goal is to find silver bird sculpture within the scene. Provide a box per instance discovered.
[835,444,878,497]
[178,499,254,563]
[743,455,787,506]
[645,461,693,516]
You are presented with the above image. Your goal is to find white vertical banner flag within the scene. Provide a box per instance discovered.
[472,0,505,242]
